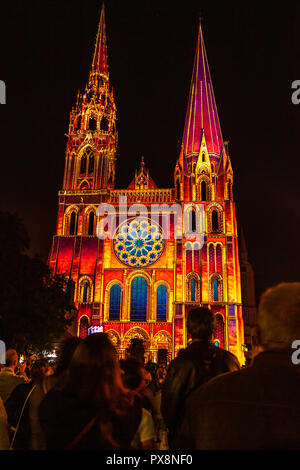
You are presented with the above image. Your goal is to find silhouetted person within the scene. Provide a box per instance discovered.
[143,362,168,449]
[120,358,155,450]
[0,396,9,450]
[0,350,28,403]
[39,333,142,449]
[161,307,239,448]
[177,283,300,449]
[5,359,49,449]
[29,336,82,450]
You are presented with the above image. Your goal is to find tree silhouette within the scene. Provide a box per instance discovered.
[0,210,76,354]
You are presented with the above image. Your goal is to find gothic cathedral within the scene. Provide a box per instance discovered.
[48,5,246,365]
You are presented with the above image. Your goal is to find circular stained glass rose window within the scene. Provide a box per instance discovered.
[113,218,165,267]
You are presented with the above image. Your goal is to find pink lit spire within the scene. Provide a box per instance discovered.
[182,20,223,156]
[92,3,108,76]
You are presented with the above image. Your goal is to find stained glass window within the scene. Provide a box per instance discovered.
[130,276,148,321]
[82,282,89,303]
[109,284,121,320]
[213,278,219,301]
[191,278,196,302]
[113,218,165,268]
[157,285,167,321]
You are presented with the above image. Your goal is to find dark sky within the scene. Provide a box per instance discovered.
[0,0,300,302]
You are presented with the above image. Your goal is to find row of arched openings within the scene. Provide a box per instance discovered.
[189,206,221,233]
[78,276,168,322]
[176,179,210,202]
[186,274,223,303]
[64,208,96,236]
[75,115,109,132]
[176,178,233,202]
[78,311,226,348]
[107,277,168,322]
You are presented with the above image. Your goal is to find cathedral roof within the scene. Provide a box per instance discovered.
[182,20,223,156]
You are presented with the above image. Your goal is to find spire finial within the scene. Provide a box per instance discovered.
[92,3,108,76]
[181,15,223,156]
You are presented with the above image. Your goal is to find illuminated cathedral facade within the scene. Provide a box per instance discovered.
[48,5,245,365]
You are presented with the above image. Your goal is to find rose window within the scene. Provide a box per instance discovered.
[113,218,165,267]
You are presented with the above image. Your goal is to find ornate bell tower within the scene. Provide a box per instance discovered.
[62,3,117,192]
[174,20,245,363]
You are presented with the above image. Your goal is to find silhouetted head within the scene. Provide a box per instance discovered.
[62,333,132,448]
[5,349,18,369]
[30,359,49,381]
[55,336,82,375]
[258,282,300,349]
[120,358,145,391]
[187,307,216,342]
[64,333,126,410]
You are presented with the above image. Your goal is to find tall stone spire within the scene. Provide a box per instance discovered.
[92,3,108,77]
[182,20,223,156]
[63,2,117,192]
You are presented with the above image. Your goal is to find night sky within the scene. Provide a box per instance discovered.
[1,0,299,302]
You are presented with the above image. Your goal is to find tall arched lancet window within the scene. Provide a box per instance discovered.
[82,282,89,303]
[88,153,94,174]
[190,208,196,232]
[213,278,219,301]
[130,276,148,321]
[69,211,77,236]
[212,210,219,232]
[88,212,95,236]
[176,179,181,201]
[79,147,95,178]
[89,116,97,131]
[109,284,121,321]
[157,285,167,321]
[202,153,206,162]
[101,116,109,132]
[80,155,87,174]
[211,275,222,302]
[201,181,207,201]
[190,278,196,302]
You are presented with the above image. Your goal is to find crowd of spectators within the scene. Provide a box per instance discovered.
[1,282,300,450]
